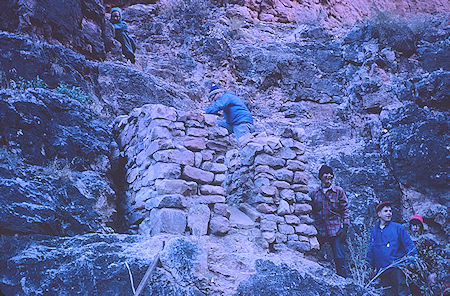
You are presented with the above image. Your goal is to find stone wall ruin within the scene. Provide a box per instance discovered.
[114,104,319,252]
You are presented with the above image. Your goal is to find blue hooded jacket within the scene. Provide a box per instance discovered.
[110,7,136,62]
[205,91,253,126]
[367,221,417,270]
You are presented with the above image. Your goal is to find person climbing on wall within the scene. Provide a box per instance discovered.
[367,201,417,296]
[110,7,136,64]
[309,165,350,278]
[205,83,254,145]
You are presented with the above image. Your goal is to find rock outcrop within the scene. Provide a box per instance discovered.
[0,0,448,295]
[0,88,116,235]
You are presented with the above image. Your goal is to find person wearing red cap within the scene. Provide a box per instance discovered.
[310,165,350,278]
[367,201,417,296]
[409,214,424,237]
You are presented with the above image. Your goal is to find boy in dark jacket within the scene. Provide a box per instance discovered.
[367,201,417,296]
[205,83,254,145]
[110,7,136,63]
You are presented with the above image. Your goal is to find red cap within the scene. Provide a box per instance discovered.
[410,214,424,225]
[376,201,392,212]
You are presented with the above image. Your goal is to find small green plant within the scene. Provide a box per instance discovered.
[17,75,48,89]
[348,223,382,296]
[56,83,90,103]
[13,76,90,104]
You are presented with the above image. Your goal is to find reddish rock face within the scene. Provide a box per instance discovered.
[228,0,449,26]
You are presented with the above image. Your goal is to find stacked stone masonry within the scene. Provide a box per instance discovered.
[114,104,318,252]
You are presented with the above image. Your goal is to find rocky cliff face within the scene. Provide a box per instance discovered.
[0,0,448,295]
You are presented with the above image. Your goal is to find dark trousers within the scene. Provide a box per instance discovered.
[380,268,411,296]
[319,235,348,278]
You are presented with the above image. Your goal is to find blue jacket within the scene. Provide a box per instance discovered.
[205,91,253,126]
[367,221,417,270]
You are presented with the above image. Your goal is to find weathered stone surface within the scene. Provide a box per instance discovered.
[277,147,296,159]
[295,192,312,203]
[277,200,291,215]
[293,204,313,215]
[213,203,231,218]
[240,143,264,165]
[188,204,210,236]
[256,203,277,214]
[184,137,206,151]
[155,179,197,196]
[280,189,295,202]
[193,195,226,204]
[273,181,290,189]
[201,162,227,173]
[291,184,309,193]
[203,114,217,126]
[260,219,277,232]
[274,169,294,182]
[186,127,208,137]
[134,187,154,206]
[142,104,177,121]
[286,160,307,171]
[262,231,276,243]
[254,177,271,188]
[150,126,171,140]
[201,150,214,162]
[136,139,175,166]
[140,208,187,235]
[295,224,318,236]
[158,194,186,209]
[206,139,230,152]
[153,149,195,166]
[288,234,299,241]
[209,216,230,236]
[141,163,182,184]
[278,224,295,234]
[229,206,254,229]
[260,185,277,197]
[199,185,226,196]
[293,172,308,185]
[213,174,226,185]
[275,233,288,243]
[194,152,203,167]
[284,215,300,225]
[239,203,261,222]
[287,241,311,252]
[309,236,320,250]
[254,154,285,168]
[297,215,314,224]
[182,165,214,184]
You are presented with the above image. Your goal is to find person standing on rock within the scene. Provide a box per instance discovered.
[205,83,254,145]
[110,7,136,64]
[367,201,417,296]
[309,165,350,278]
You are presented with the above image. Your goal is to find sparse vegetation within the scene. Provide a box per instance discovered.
[348,223,382,296]
[11,75,90,104]
[159,0,210,34]
[365,9,417,56]
[56,83,90,103]
[18,75,48,89]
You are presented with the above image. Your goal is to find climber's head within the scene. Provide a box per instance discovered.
[110,7,122,24]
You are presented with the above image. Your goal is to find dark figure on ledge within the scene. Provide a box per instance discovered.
[110,7,136,64]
